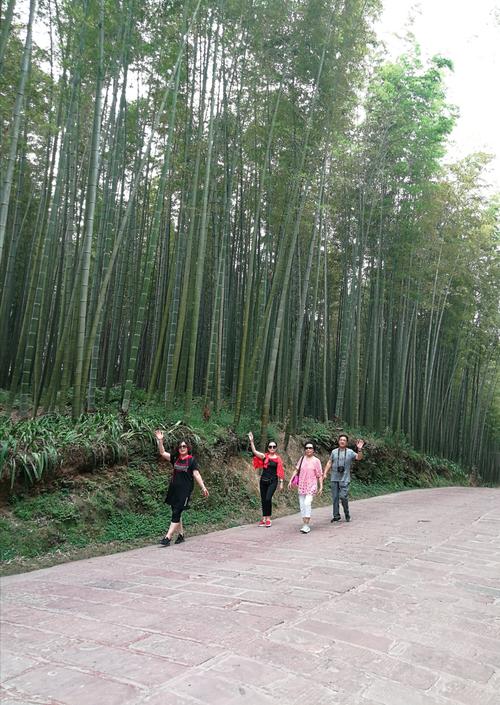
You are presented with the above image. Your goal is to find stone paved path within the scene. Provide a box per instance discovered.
[1,487,500,705]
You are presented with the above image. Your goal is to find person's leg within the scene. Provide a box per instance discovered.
[165,521,181,538]
[259,478,267,519]
[331,481,340,520]
[175,517,185,544]
[340,483,350,520]
[302,494,313,524]
[161,506,181,545]
[265,479,278,518]
[299,493,307,527]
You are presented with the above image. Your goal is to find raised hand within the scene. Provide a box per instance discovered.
[155,430,164,441]
[356,439,364,450]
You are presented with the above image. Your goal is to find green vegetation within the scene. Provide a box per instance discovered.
[0,403,469,575]
[0,394,270,486]
[1,0,497,580]
[0,1,497,485]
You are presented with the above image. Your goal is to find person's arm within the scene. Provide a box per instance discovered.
[247,431,265,460]
[276,456,285,490]
[323,457,332,481]
[155,430,171,462]
[288,466,298,489]
[317,459,323,494]
[288,456,303,489]
[355,439,364,461]
[193,470,209,497]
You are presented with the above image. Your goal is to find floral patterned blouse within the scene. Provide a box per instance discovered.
[295,456,322,495]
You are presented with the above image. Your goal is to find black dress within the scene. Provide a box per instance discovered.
[165,453,198,521]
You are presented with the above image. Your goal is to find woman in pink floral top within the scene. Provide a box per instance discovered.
[288,441,323,533]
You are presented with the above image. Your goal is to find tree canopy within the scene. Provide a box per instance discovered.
[0,0,498,481]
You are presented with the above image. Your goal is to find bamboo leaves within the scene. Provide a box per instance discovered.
[0,1,498,481]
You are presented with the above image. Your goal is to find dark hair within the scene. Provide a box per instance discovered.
[304,440,315,449]
[338,434,349,442]
[177,440,191,452]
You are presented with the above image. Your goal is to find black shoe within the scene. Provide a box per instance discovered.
[175,534,185,544]
[345,515,351,522]
[331,517,341,523]
[160,537,171,546]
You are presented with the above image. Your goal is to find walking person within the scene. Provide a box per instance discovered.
[288,441,323,533]
[155,431,209,546]
[248,431,285,527]
[323,434,364,523]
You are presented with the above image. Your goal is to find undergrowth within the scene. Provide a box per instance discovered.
[0,393,471,573]
[0,394,273,489]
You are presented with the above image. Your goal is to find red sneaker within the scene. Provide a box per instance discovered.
[258,519,266,527]
[265,518,272,527]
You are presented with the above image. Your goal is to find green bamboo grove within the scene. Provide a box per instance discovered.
[1,0,498,481]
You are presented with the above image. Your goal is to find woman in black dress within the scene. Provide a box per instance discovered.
[155,431,209,546]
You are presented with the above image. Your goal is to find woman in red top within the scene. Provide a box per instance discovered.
[248,431,285,527]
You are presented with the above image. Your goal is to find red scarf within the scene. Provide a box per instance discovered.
[252,453,285,479]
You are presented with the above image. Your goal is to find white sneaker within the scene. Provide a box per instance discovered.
[300,525,311,533]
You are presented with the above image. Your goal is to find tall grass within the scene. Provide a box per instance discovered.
[0,394,266,487]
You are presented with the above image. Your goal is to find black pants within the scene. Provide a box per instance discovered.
[260,477,278,516]
[170,496,189,523]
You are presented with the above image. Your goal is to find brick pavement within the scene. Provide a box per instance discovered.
[1,487,499,705]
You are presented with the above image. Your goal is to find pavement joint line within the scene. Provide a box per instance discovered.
[1,488,499,705]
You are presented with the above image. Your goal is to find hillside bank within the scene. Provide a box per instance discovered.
[0,403,470,575]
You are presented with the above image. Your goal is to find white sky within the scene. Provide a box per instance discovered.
[375,0,500,190]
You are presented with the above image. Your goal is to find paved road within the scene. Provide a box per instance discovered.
[1,487,499,705]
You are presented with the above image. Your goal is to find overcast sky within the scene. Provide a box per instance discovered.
[375,0,500,189]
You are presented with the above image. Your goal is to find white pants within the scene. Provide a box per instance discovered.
[299,493,313,518]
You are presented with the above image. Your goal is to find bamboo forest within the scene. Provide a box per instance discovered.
[0,0,499,483]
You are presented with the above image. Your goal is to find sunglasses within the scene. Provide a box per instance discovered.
[305,446,314,450]
[179,444,188,448]
[268,444,277,449]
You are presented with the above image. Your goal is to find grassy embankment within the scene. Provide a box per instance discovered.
[0,394,469,575]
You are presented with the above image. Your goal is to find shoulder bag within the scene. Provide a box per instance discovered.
[291,455,304,487]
